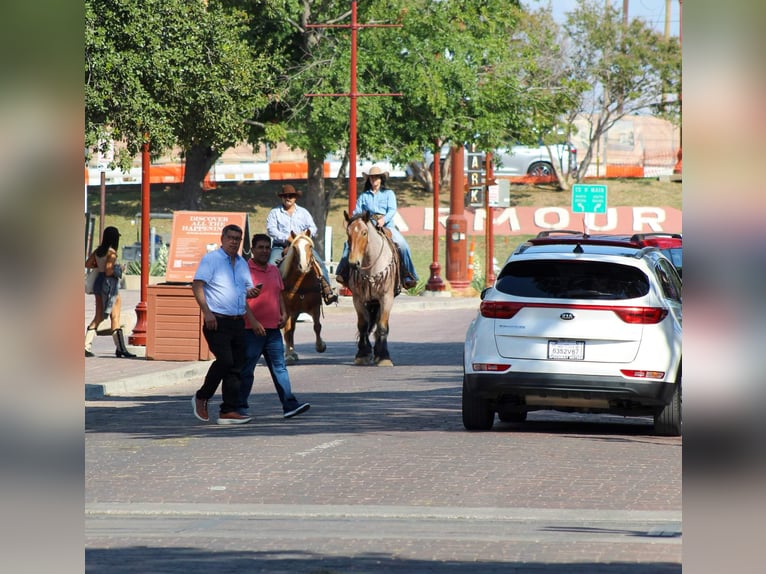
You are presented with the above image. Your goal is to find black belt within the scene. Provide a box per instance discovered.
[213,313,244,320]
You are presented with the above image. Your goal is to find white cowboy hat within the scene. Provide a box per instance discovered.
[362,165,389,181]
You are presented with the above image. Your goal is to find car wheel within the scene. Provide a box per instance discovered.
[498,411,527,423]
[527,161,553,177]
[462,378,494,431]
[654,381,681,436]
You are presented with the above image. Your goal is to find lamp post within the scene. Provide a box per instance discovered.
[129,136,150,346]
[426,139,445,291]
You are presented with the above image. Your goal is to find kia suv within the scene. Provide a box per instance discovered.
[463,236,682,435]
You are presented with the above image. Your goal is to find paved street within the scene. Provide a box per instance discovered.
[85,295,681,573]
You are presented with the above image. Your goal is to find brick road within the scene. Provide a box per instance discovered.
[86,291,681,573]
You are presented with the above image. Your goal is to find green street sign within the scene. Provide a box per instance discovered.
[572,184,608,213]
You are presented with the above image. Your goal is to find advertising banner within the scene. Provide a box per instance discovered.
[165,211,248,283]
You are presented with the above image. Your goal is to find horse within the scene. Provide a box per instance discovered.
[343,211,398,367]
[278,230,326,365]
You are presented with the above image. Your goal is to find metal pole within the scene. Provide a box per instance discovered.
[99,171,106,240]
[129,137,150,346]
[446,145,469,289]
[348,0,358,213]
[426,139,444,291]
[484,153,495,286]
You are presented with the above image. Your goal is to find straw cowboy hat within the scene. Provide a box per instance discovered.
[362,165,389,182]
[277,184,302,198]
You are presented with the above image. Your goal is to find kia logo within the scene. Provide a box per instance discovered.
[560,312,575,320]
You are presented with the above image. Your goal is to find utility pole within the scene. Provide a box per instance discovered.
[306,2,401,213]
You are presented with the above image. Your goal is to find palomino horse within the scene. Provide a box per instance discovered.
[278,230,326,365]
[343,211,398,366]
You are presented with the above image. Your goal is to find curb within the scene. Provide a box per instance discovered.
[85,362,211,400]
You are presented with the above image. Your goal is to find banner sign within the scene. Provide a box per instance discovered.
[395,206,681,236]
[165,211,248,283]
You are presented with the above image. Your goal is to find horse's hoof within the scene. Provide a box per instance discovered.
[375,358,394,367]
[286,357,297,366]
[354,356,373,366]
[316,341,327,353]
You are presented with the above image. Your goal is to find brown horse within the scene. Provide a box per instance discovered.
[278,230,326,365]
[343,211,398,366]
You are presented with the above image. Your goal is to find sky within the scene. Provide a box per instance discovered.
[523,0,681,37]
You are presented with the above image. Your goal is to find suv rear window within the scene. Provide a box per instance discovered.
[495,261,650,300]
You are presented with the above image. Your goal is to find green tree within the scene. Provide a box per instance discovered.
[563,0,681,180]
[249,0,530,251]
[85,0,274,209]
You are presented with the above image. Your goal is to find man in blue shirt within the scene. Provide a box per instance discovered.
[335,165,418,290]
[191,224,259,425]
[266,184,338,305]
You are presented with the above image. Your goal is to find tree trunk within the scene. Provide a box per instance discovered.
[182,144,220,210]
[304,150,331,257]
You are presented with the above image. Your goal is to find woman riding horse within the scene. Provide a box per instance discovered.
[335,165,418,291]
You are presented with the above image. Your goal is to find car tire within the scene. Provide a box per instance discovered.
[654,381,681,436]
[462,378,494,431]
[498,411,527,423]
[527,161,553,177]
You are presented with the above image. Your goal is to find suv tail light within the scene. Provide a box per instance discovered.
[480,301,523,319]
[480,301,668,324]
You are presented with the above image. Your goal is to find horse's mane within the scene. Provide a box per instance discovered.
[280,232,314,281]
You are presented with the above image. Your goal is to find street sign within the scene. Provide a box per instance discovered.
[572,184,607,214]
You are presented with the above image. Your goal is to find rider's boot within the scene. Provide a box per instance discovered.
[320,277,338,305]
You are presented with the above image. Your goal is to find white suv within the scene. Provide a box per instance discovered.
[463,237,682,435]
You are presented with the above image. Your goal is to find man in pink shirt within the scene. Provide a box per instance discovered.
[239,233,310,419]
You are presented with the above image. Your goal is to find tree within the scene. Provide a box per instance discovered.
[562,0,681,181]
[245,0,530,252]
[85,0,274,209]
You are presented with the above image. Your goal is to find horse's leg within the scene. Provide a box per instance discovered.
[373,298,394,367]
[353,300,373,365]
[312,298,326,353]
[283,313,299,365]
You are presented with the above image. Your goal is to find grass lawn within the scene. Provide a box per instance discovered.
[86,176,681,293]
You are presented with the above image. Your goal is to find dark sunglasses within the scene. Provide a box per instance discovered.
[281,194,297,199]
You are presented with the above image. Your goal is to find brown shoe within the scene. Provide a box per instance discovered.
[192,395,209,422]
[403,276,418,289]
[217,411,252,425]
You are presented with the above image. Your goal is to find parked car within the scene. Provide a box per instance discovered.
[493,142,577,177]
[426,142,577,177]
[463,234,682,435]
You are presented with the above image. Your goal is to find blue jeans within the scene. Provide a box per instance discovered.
[337,227,418,280]
[239,328,301,414]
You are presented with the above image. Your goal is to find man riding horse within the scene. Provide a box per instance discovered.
[265,184,338,305]
[335,165,419,292]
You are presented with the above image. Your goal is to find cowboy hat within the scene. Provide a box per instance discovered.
[277,184,302,197]
[362,165,389,181]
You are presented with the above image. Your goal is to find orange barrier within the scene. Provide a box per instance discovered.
[605,165,644,178]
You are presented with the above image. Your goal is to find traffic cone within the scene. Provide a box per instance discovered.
[467,239,475,282]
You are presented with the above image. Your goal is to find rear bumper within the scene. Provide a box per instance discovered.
[464,371,676,409]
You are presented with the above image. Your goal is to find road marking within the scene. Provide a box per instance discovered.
[295,439,345,457]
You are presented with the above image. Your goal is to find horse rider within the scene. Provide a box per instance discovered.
[335,165,419,290]
[265,184,339,305]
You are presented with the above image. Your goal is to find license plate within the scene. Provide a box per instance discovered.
[548,340,585,360]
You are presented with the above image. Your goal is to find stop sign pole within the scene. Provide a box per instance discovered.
[306,2,401,213]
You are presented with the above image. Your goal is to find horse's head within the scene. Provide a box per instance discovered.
[284,230,314,275]
[345,211,376,269]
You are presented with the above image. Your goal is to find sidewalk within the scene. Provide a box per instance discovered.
[85,287,479,400]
